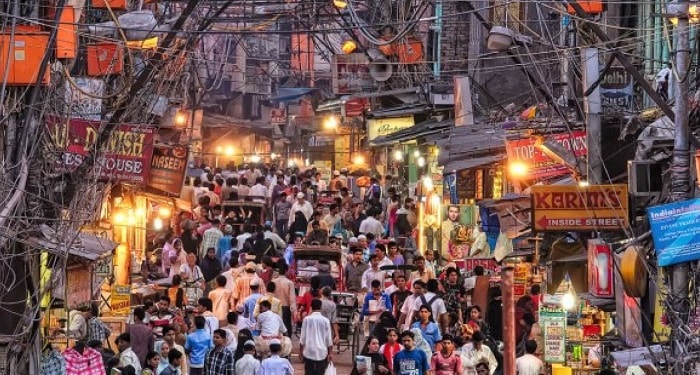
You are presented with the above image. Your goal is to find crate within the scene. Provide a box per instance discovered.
[86,42,124,76]
[92,0,127,9]
[0,32,50,85]
[56,5,77,59]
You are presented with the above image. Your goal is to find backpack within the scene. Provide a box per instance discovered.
[412,294,440,323]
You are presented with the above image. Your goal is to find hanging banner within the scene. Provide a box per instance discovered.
[648,198,700,266]
[505,131,587,179]
[46,117,155,183]
[148,145,189,196]
[540,306,567,363]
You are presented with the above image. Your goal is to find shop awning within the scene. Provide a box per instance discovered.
[35,225,117,261]
[370,119,453,146]
[442,154,505,173]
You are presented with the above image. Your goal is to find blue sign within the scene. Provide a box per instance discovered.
[648,198,700,266]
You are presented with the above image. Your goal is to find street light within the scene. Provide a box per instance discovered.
[324,115,339,130]
[174,110,188,127]
[417,156,426,168]
[508,161,529,178]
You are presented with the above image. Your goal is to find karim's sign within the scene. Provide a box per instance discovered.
[46,117,155,183]
[367,116,415,141]
[531,184,629,231]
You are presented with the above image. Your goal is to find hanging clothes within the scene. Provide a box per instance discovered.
[63,345,106,375]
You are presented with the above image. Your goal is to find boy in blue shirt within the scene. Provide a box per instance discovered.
[185,316,213,375]
[393,330,431,375]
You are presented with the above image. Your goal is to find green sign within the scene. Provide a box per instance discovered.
[540,306,567,363]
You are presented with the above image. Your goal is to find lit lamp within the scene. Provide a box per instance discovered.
[271,152,278,160]
[225,146,235,156]
[324,115,339,130]
[562,291,577,311]
[422,176,434,192]
[353,154,365,165]
[332,0,347,8]
[508,161,529,178]
[417,156,426,168]
[173,110,188,127]
[341,40,357,54]
[250,154,261,163]
[393,150,404,162]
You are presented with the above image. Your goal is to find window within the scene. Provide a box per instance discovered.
[490,0,526,32]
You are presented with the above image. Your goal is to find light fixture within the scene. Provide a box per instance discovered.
[508,161,529,178]
[324,115,339,130]
[341,40,357,54]
[288,159,297,167]
[127,214,137,227]
[393,150,404,162]
[173,110,188,126]
[113,212,126,225]
[158,206,171,218]
[423,176,434,191]
[578,180,590,187]
[153,217,164,231]
[417,156,426,168]
[353,154,365,165]
[225,146,235,156]
[332,0,347,9]
[561,291,577,311]
[413,149,421,158]
[487,26,515,51]
[135,208,146,217]
[215,146,223,154]
[250,154,261,163]
[271,153,278,160]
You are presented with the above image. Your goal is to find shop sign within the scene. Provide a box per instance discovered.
[270,108,286,125]
[46,117,155,183]
[600,67,633,115]
[94,257,113,278]
[540,306,567,363]
[367,116,415,141]
[531,184,629,231]
[345,98,369,117]
[505,131,587,179]
[648,198,700,266]
[111,284,131,315]
[147,145,189,196]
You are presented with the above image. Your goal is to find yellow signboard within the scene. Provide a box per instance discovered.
[111,284,131,315]
[367,116,414,141]
[531,184,629,231]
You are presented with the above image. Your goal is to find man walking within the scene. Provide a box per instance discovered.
[185,316,214,375]
[393,330,431,375]
[203,329,235,375]
[300,299,333,374]
[272,263,297,337]
[259,339,294,375]
[235,340,260,375]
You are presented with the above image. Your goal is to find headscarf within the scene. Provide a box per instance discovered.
[234,329,254,362]
[411,327,433,360]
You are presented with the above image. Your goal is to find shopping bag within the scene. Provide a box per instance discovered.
[325,361,337,375]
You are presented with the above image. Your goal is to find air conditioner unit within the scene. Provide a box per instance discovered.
[429,84,454,105]
[628,160,662,197]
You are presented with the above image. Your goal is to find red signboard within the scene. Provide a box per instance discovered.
[46,117,155,183]
[506,131,587,179]
[148,145,189,196]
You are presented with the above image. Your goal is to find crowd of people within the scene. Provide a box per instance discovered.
[45,162,547,375]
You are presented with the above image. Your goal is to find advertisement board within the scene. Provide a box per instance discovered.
[599,67,634,115]
[540,306,567,363]
[441,204,478,258]
[111,284,131,315]
[331,53,375,94]
[506,131,587,179]
[648,198,700,266]
[531,184,628,231]
[46,117,155,183]
[148,145,189,196]
[367,116,415,141]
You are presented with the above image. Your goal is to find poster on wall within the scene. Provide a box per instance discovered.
[441,204,478,260]
[540,306,567,363]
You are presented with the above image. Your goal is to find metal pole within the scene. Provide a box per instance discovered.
[670,3,691,373]
[433,0,443,78]
[501,266,516,375]
[582,47,603,183]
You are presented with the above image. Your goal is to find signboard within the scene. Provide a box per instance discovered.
[111,284,131,315]
[345,98,369,117]
[600,67,634,114]
[367,116,415,141]
[94,257,113,278]
[270,108,286,124]
[648,198,700,266]
[540,306,567,363]
[147,145,189,196]
[65,78,104,121]
[531,184,629,231]
[331,53,375,95]
[66,267,92,308]
[588,239,614,296]
[46,117,155,183]
[506,131,587,179]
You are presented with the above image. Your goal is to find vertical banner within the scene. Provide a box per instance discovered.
[540,306,567,363]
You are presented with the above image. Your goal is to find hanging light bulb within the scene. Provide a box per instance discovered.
[341,40,357,54]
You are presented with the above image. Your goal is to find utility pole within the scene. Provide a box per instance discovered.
[582,47,603,184]
[669,2,692,373]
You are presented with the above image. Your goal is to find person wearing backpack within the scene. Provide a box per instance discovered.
[412,279,448,324]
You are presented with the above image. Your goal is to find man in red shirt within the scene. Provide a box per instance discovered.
[431,334,463,375]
